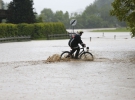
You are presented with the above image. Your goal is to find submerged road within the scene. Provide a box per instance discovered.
[0,32,135,100]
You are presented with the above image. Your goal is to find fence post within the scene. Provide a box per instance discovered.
[90,37,92,42]
[102,32,104,37]
[114,35,116,39]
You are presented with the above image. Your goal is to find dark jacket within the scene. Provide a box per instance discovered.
[68,34,83,48]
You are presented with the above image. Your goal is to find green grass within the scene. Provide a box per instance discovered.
[92,28,130,32]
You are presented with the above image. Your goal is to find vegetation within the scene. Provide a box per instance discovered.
[2,0,134,37]
[38,0,126,29]
[0,0,67,40]
[2,0,127,29]
[92,27,130,32]
[7,0,36,24]
[0,23,67,39]
[110,0,135,37]
[39,9,70,28]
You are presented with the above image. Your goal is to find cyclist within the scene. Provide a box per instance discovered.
[68,31,86,59]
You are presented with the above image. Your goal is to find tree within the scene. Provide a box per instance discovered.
[36,0,127,29]
[110,0,135,37]
[73,0,125,29]
[63,11,70,28]
[7,0,36,24]
[36,16,43,23]
[40,8,54,22]
[54,11,64,22]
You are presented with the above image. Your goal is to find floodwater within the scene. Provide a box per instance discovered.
[0,32,135,100]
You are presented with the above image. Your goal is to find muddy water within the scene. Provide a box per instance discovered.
[0,32,135,100]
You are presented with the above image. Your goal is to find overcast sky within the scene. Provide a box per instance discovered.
[3,0,95,14]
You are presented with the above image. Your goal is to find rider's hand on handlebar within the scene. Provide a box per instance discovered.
[81,43,86,47]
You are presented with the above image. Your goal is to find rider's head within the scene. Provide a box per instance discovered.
[78,31,83,36]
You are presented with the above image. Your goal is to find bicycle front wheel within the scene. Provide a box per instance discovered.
[80,52,94,61]
[60,51,70,60]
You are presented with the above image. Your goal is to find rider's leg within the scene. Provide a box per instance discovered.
[66,48,76,58]
[75,47,80,59]
[70,49,76,56]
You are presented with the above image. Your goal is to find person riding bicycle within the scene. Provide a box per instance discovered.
[68,31,86,59]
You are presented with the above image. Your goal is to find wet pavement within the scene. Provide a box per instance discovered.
[0,32,135,100]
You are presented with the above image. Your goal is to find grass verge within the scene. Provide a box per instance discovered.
[92,28,130,32]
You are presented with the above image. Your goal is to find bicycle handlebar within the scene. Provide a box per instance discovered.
[80,47,85,49]
[80,47,89,50]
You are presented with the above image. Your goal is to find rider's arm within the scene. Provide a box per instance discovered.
[76,35,85,47]
[76,35,83,44]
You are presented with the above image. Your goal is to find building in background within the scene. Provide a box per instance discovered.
[0,0,2,9]
[0,0,9,22]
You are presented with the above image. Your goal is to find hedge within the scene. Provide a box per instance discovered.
[0,22,67,39]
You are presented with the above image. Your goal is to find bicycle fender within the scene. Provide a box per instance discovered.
[62,51,70,53]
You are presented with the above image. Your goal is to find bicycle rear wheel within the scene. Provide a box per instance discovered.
[80,52,94,61]
[60,51,70,60]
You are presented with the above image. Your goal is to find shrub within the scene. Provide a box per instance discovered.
[0,22,67,39]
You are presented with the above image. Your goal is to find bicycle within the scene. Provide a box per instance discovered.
[60,47,94,61]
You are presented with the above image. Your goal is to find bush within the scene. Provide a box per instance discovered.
[0,22,67,39]
[0,23,17,37]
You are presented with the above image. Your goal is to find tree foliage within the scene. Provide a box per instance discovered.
[32,0,124,29]
[40,8,54,22]
[74,0,125,28]
[39,9,70,28]
[7,0,36,24]
[110,0,135,37]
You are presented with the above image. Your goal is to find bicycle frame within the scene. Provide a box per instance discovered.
[78,48,85,57]
[71,47,89,58]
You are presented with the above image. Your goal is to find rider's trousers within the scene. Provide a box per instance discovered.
[70,46,80,58]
